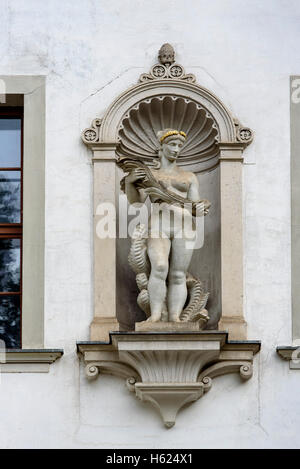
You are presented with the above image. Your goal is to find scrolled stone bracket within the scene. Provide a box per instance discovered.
[201,376,213,393]
[83,357,140,383]
[126,376,138,392]
[234,118,254,146]
[81,118,102,145]
[85,362,101,380]
[77,333,260,428]
[198,361,253,395]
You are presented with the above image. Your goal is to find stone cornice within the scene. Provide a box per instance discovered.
[277,346,300,369]
[0,349,64,373]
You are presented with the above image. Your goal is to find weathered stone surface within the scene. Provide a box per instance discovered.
[135,321,201,332]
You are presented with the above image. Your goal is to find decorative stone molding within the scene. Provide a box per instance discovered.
[85,359,139,381]
[134,383,203,428]
[139,64,196,84]
[0,349,64,373]
[81,84,252,151]
[82,118,102,145]
[139,42,196,83]
[277,346,300,369]
[117,96,219,172]
[234,118,254,146]
[78,332,260,428]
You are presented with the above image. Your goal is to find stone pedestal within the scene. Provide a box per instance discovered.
[135,321,202,332]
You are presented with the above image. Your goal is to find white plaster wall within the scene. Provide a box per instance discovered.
[0,0,299,448]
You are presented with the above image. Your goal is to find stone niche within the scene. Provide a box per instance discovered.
[78,44,260,427]
[116,95,222,331]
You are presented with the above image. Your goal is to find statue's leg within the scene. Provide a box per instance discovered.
[168,238,195,322]
[147,236,171,322]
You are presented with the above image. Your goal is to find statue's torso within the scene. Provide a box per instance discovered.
[150,167,194,198]
[147,167,196,237]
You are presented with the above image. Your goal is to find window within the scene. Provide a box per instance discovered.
[0,107,23,348]
[0,78,63,370]
[0,78,46,351]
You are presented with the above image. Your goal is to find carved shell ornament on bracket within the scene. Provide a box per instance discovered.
[117,96,220,172]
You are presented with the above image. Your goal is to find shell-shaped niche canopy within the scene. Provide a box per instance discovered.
[117,96,220,172]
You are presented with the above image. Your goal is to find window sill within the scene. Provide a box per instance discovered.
[0,349,64,373]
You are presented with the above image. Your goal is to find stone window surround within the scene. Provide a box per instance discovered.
[290,75,300,350]
[277,76,300,369]
[0,76,63,371]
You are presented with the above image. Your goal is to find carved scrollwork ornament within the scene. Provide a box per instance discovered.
[239,363,253,380]
[151,64,167,79]
[139,43,196,83]
[201,376,212,393]
[126,377,137,392]
[139,63,196,83]
[237,127,253,144]
[78,334,260,428]
[85,363,100,380]
[233,118,254,146]
[82,118,102,144]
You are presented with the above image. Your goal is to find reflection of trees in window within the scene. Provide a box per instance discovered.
[0,173,21,223]
[0,239,20,291]
[0,108,22,349]
[0,296,20,349]
[0,239,20,348]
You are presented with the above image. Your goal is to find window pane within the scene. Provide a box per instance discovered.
[0,295,20,349]
[0,239,20,292]
[0,171,21,223]
[0,119,21,168]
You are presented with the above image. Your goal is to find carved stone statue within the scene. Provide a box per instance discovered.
[118,129,211,328]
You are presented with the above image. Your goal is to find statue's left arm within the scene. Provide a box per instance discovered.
[188,173,201,202]
[188,173,211,215]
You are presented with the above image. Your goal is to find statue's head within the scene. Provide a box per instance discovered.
[158,43,175,66]
[156,129,186,163]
